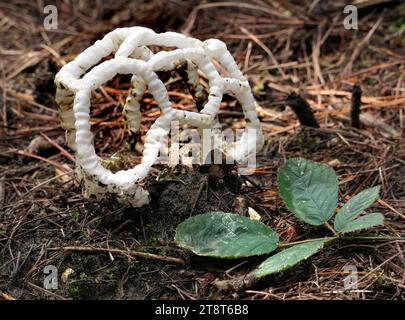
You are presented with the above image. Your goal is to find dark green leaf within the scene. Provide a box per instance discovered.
[254,239,327,278]
[339,213,384,234]
[175,212,279,258]
[278,158,338,226]
[334,186,380,232]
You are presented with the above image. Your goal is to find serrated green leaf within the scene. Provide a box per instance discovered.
[339,213,384,234]
[175,212,279,258]
[254,239,326,278]
[334,186,380,232]
[278,158,338,226]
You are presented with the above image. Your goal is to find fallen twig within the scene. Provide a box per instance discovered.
[47,246,185,265]
[0,290,16,300]
[351,84,362,128]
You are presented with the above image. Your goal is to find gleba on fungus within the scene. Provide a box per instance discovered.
[55,26,263,207]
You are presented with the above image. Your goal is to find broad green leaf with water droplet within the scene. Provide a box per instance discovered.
[175,212,279,258]
[334,186,380,232]
[278,158,339,226]
[254,239,327,278]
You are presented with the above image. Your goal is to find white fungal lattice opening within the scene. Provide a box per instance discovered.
[55,27,263,207]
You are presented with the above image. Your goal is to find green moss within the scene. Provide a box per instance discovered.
[71,210,80,221]
[376,274,396,289]
[388,4,405,40]
[129,260,152,273]
[159,248,168,256]
[291,132,321,155]
[65,254,122,299]
[360,59,369,68]
[253,81,266,93]
[157,169,168,182]
[145,223,157,233]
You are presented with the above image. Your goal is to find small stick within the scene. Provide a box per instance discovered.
[47,246,185,265]
[0,290,16,300]
[377,199,405,220]
[1,62,7,127]
[242,175,263,191]
[351,84,362,128]
[0,178,5,211]
[40,133,75,162]
[190,175,208,216]
[12,150,69,173]
[22,170,74,196]
[285,92,320,128]
[214,272,259,292]
[26,281,66,300]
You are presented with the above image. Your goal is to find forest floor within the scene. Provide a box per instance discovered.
[0,0,404,300]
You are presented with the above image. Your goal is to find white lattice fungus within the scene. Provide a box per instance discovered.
[55,27,263,207]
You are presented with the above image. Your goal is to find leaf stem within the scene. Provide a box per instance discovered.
[278,235,405,248]
[339,236,405,242]
[278,237,337,248]
[324,221,338,235]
